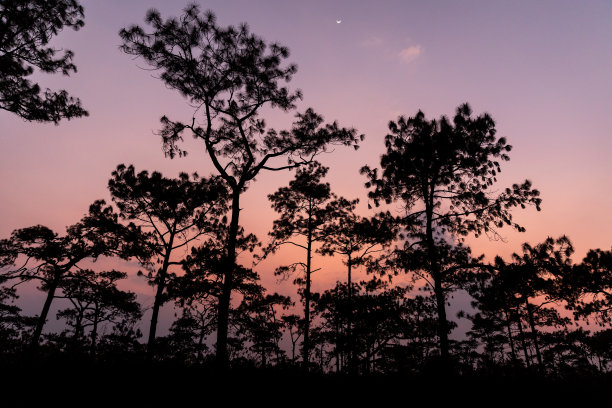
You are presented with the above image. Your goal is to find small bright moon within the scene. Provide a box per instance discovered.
[336,19,342,24]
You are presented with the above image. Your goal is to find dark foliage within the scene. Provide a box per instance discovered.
[361,103,542,365]
[0,0,87,122]
[0,201,132,347]
[263,161,338,368]
[107,163,228,354]
[119,4,362,367]
[0,4,610,392]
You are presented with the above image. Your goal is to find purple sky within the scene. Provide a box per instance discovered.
[1,0,611,334]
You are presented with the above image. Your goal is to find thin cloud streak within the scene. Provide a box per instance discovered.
[362,36,384,47]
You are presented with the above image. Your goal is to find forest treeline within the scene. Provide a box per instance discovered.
[1,1,611,380]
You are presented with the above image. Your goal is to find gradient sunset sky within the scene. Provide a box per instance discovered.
[1,0,611,331]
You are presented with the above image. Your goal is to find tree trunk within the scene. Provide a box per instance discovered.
[216,189,241,369]
[335,319,340,373]
[31,275,60,348]
[424,188,450,370]
[73,308,84,342]
[147,230,175,357]
[197,322,206,362]
[319,343,324,371]
[147,278,166,356]
[347,253,356,374]
[90,305,99,356]
[516,309,532,368]
[433,274,449,364]
[303,204,312,369]
[597,355,603,373]
[504,309,518,362]
[525,300,544,371]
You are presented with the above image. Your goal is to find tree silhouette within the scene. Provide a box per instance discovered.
[96,317,143,360]
[398,294,444,372]
[56,269,141,355]
[119,4,362,367]
[281,313,302,364]
[0,200,128,348]
[107,164,228,355]
[470,237,574,372]
[584,329,612,373]
[234,290,292,367]
[315,282,350,372]
[0,0,88,123]
[162,228,243,365]
[314,279,410,374]
[308,324,329,372]
[0,283,34,354]
[361,103,542,368]
[350,277,408,374]
[564,248,612,324]
[463,267,523,369]
[539,328,597,376]
[176,221,261,363]
[318,197,394,372]
[169,270,220,358]
[264,161,336,368]
[155,306,215,365]
[503,237,574,371]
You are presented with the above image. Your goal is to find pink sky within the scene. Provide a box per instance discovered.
[1,0,611,334]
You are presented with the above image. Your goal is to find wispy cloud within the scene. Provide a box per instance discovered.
[362,36,384,47]
[398,45,422,63]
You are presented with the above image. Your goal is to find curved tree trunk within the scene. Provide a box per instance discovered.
[147,231,175,357]
[147,277,167,355]
[31,275,60,348]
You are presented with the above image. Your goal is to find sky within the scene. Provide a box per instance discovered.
[1,0,611,335]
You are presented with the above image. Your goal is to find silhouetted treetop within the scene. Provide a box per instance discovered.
[362,103,542,239]
[0,200,130,347]
[0,0,88,123]
[564,247,612,324]
[120,4,300,114]
[108,164,228,238]
[265,161,332,253]
[120,5,361,169]
[1,200,128,268]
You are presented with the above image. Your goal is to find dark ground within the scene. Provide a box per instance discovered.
[1,357,609,405]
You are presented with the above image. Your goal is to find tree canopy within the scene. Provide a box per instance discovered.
[119,4,362,368]
[108,164,228,355]
[362,103,542,366]
[0,0,87,123]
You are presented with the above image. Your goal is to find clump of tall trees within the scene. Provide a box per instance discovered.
[0,2,610,381]
[119,4,363,368]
